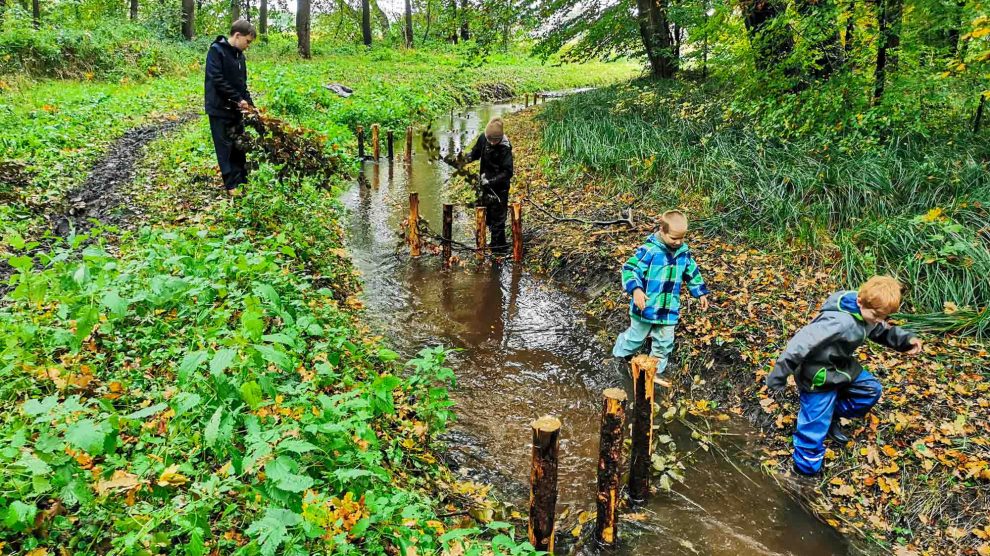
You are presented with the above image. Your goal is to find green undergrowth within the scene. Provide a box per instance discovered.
[0,160,539,554]
[538,81,990,336]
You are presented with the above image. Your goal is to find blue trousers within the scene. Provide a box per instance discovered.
[612,318,676,374]
[793,370,883,475]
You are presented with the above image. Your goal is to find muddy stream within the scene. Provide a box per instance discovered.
[341,99,854,555]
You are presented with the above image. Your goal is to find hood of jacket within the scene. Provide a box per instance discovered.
[646,233,688,258]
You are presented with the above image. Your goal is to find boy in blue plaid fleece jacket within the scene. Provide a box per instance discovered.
[613,211,710,374]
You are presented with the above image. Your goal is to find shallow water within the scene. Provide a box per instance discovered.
[340,100,853,555]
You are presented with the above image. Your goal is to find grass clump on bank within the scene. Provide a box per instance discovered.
[538,81,990,335]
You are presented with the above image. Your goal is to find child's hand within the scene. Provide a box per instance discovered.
[906,338,923,355]
[633,289,647,311]
[699,295,710,311]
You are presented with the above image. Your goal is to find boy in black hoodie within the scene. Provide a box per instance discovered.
[767,276,923,476]
[205,19,256,196]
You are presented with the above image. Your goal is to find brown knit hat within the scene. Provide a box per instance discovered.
[485,117,504,142]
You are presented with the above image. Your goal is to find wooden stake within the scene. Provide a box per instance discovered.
[408,193,421,257]
[442,204,453,267]
[525,93,529,108]
[511,202,523,262]
[528,416,561,553]
[405,126,413,161]
[595,388,627,547]
[371,124,380,160]
[629,355,657,503]
[387,129,394,160]
[356,126,365,159]
[475,206,486,260]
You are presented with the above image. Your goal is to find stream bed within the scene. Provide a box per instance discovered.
[340,99,854,555]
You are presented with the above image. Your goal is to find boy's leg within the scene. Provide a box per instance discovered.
[647,324,676,374]
[612,318,651,359]
[209,116,246,191]
[835,369,883,419]
[793,389,838,475]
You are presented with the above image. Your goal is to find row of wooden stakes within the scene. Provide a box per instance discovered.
[406,194,524,263]
[532,355,660,552]
[355,93,546,162]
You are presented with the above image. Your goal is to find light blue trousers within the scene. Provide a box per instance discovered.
[612,319,676,374]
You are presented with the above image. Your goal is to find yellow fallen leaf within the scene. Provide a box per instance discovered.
[157,464,189,487]
[95,470,142,496]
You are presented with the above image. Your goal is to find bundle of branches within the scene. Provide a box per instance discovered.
[420,122,484,204]
[240,111,345,187]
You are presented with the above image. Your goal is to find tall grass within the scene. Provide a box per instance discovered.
[539,83,990,336]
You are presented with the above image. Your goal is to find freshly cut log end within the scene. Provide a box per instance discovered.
[529,415,560,553]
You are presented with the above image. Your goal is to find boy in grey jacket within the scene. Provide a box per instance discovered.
[767,276,923,476]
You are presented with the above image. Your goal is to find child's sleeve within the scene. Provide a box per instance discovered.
[766,318,846,391]
[682,254,710,298]
[621,246,650,294]
[868,323,916,352]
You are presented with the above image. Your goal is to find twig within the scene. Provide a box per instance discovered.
[526,197,634,227]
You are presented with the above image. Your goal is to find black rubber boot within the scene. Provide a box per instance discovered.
[827,419,850,444]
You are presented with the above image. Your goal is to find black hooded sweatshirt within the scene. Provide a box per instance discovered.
[204,36,253,120]
[467,134,513,196]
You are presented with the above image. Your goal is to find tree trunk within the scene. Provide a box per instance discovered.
[404,0,413,47]
[361,0,372,45]
[231,0,239,22]
[740,0,793,73]
[259,0,267,35]
[297,0,311,58]
[872,0,901,101]
[32,0,39,27]
[449,0,458,43]
[947,0,966,55]
[129,0,137,20]
[459,0,468,40]
[844,0,855,57]
[635,0,676,78]
[973,92,986,133]
[182,0,194,39]
[423,0,432,41]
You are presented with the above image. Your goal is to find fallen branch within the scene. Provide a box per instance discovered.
[526,198,634,227]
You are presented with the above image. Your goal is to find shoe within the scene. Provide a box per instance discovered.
[226,188,243,198]
[827,419,850,444]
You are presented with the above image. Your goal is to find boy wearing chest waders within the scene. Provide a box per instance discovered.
[464,118,514,252]
[612,211,711,374]
[205,19,256,197]
[766,276,923,476]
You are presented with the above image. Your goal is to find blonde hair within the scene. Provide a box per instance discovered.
[859,276,902,316]
[659,210,688,233]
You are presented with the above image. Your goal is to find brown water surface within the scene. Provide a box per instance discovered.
[340,100,854,555]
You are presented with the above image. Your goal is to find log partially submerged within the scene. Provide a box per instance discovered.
[629,355,658,503]
[595,388,627,546]
[529,416,561,553]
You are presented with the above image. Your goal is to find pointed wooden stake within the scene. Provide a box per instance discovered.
[356,125,365,159]
[408,192,421,257]
[511,202,523,262]
[371,123,380,160]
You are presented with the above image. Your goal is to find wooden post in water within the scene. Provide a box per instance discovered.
[528,416,561,553]
[371,124,380,160]
[356,126,365,159]
[475,206,486,261]
[534,93,540,104]
[629,355,658,503]
[595,388,628,547]
[442,204,453,267]
[408,193,421,257]
[387,129,394,160]
[405,126,414,161]
[525,93,529,108]
[511,202,523,262]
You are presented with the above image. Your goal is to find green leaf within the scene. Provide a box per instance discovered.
[210,348,237,376]
[7,255,33,271]
[240,381,263,410]
[334,468,377,482]
[240,306,265,342]
[265,456,314,493]
[66,419,109,455]
[23,396,58,418]
[377,348,400,362]
[278,439,318,454]
[4,500,38,531]
[178,350,208,383]
[205,407,224,448]
[253,344,291,370]
[100,289,129,317]
[126,403,169,420]
[246,508,301,556]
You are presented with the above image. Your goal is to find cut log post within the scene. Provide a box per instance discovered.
[442,204,453,267]
[405,126,413,161]
[525,93,529,108]
[387,129,394,160]
[409,193,421,257]
[371,124,380,160]
[595,388,628,547]
[528,416,561,553]
[475,206,486,261]
[628,354,658,503]
[511,202,523,262]
[357,126,365,159]
[535,93,540,104]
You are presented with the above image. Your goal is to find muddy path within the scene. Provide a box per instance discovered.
[342,99,860,555]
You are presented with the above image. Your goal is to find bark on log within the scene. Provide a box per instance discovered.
[595,388,627,546]
[387,129,394,160]
[371,124,380,160]
[475,206,486,260]
[357,126,365,159]
[629,354,657,503]
[409,193,421,257]
[511,202,523,262]
[442,204,453,266]
[528,416,560,553]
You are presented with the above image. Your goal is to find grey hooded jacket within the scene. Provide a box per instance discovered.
[767,291,916,393]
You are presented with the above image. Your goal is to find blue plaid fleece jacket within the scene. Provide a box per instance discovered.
[622,234,710,325]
